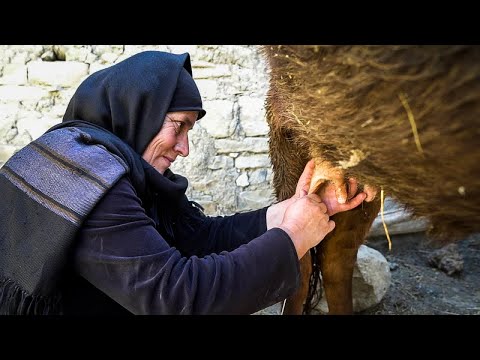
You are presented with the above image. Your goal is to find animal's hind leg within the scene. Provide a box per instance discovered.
[282,251,312,315]
[266,110,313,314]
[318,198,380,314]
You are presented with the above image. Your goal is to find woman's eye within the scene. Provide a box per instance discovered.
[174,121,183,133]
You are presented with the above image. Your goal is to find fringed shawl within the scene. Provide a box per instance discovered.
[0,50,195,314]
[0,127,128,314]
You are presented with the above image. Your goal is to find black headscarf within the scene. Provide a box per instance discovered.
[62,50,205,155]
[0,51,208,314]
[50,51,206,206]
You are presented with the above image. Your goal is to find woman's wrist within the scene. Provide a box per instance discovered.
[266,197,295,230]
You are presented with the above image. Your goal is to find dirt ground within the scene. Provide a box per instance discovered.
[256,230,480,316]
[358,232,480,315]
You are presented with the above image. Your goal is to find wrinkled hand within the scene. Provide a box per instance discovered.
[266,159,367,230]
[294,159,316,198]
[279,192,335,259]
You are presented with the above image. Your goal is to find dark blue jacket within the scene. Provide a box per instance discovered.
[62,175,300,315]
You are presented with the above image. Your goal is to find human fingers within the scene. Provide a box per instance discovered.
[305,193,328,213]
[296,159,315,197]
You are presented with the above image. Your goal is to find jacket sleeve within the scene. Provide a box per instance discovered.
[171,196,270,257]
[74,176,300,315]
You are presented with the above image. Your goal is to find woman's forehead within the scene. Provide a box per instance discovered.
[166,111,199,128]
[166,111,199,123]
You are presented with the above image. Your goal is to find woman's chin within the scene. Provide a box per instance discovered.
[151,163,167,174]
[151,158,170,174]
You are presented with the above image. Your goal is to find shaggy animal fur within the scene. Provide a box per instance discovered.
[263,45,480,242]
[261,45,480,314]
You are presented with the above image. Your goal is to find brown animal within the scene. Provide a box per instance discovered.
[261,45,480,314]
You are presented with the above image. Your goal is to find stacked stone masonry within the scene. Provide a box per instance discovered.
[0,45,275,215]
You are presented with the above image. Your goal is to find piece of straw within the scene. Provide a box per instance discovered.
[398,92,424,156]
[380,187,392,251]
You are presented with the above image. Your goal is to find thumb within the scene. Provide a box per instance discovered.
[296,159,315,196]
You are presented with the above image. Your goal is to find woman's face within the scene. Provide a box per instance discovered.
[142,111,198,174]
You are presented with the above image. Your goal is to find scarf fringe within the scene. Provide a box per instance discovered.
[0,277,62,315]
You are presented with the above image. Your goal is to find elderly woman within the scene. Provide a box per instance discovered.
[0,51,366,315]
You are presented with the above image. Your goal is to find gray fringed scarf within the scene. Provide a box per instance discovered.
[0,50,203,314]
[0,127,128,314]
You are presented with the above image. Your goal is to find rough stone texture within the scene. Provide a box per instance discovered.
[0,85,50,102]
[238,96,269,136]
[0,64,27,85]
[236,173,249,187]
[0,45,273,216]
[28,61,90,87]
[0,144,16,168]
[196,100,235,138]
[237,189,275,212]
[235,154,271,169]
[215,138,269,153]
[427,243,464,276]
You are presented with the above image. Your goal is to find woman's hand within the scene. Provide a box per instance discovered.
[266,159,367,230]
[279,192,334,259]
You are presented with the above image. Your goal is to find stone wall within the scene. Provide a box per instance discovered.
[0,45,275,216]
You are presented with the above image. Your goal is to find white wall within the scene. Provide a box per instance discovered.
[0,45,275,215]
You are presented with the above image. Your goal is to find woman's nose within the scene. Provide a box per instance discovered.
[175,134,189,157]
